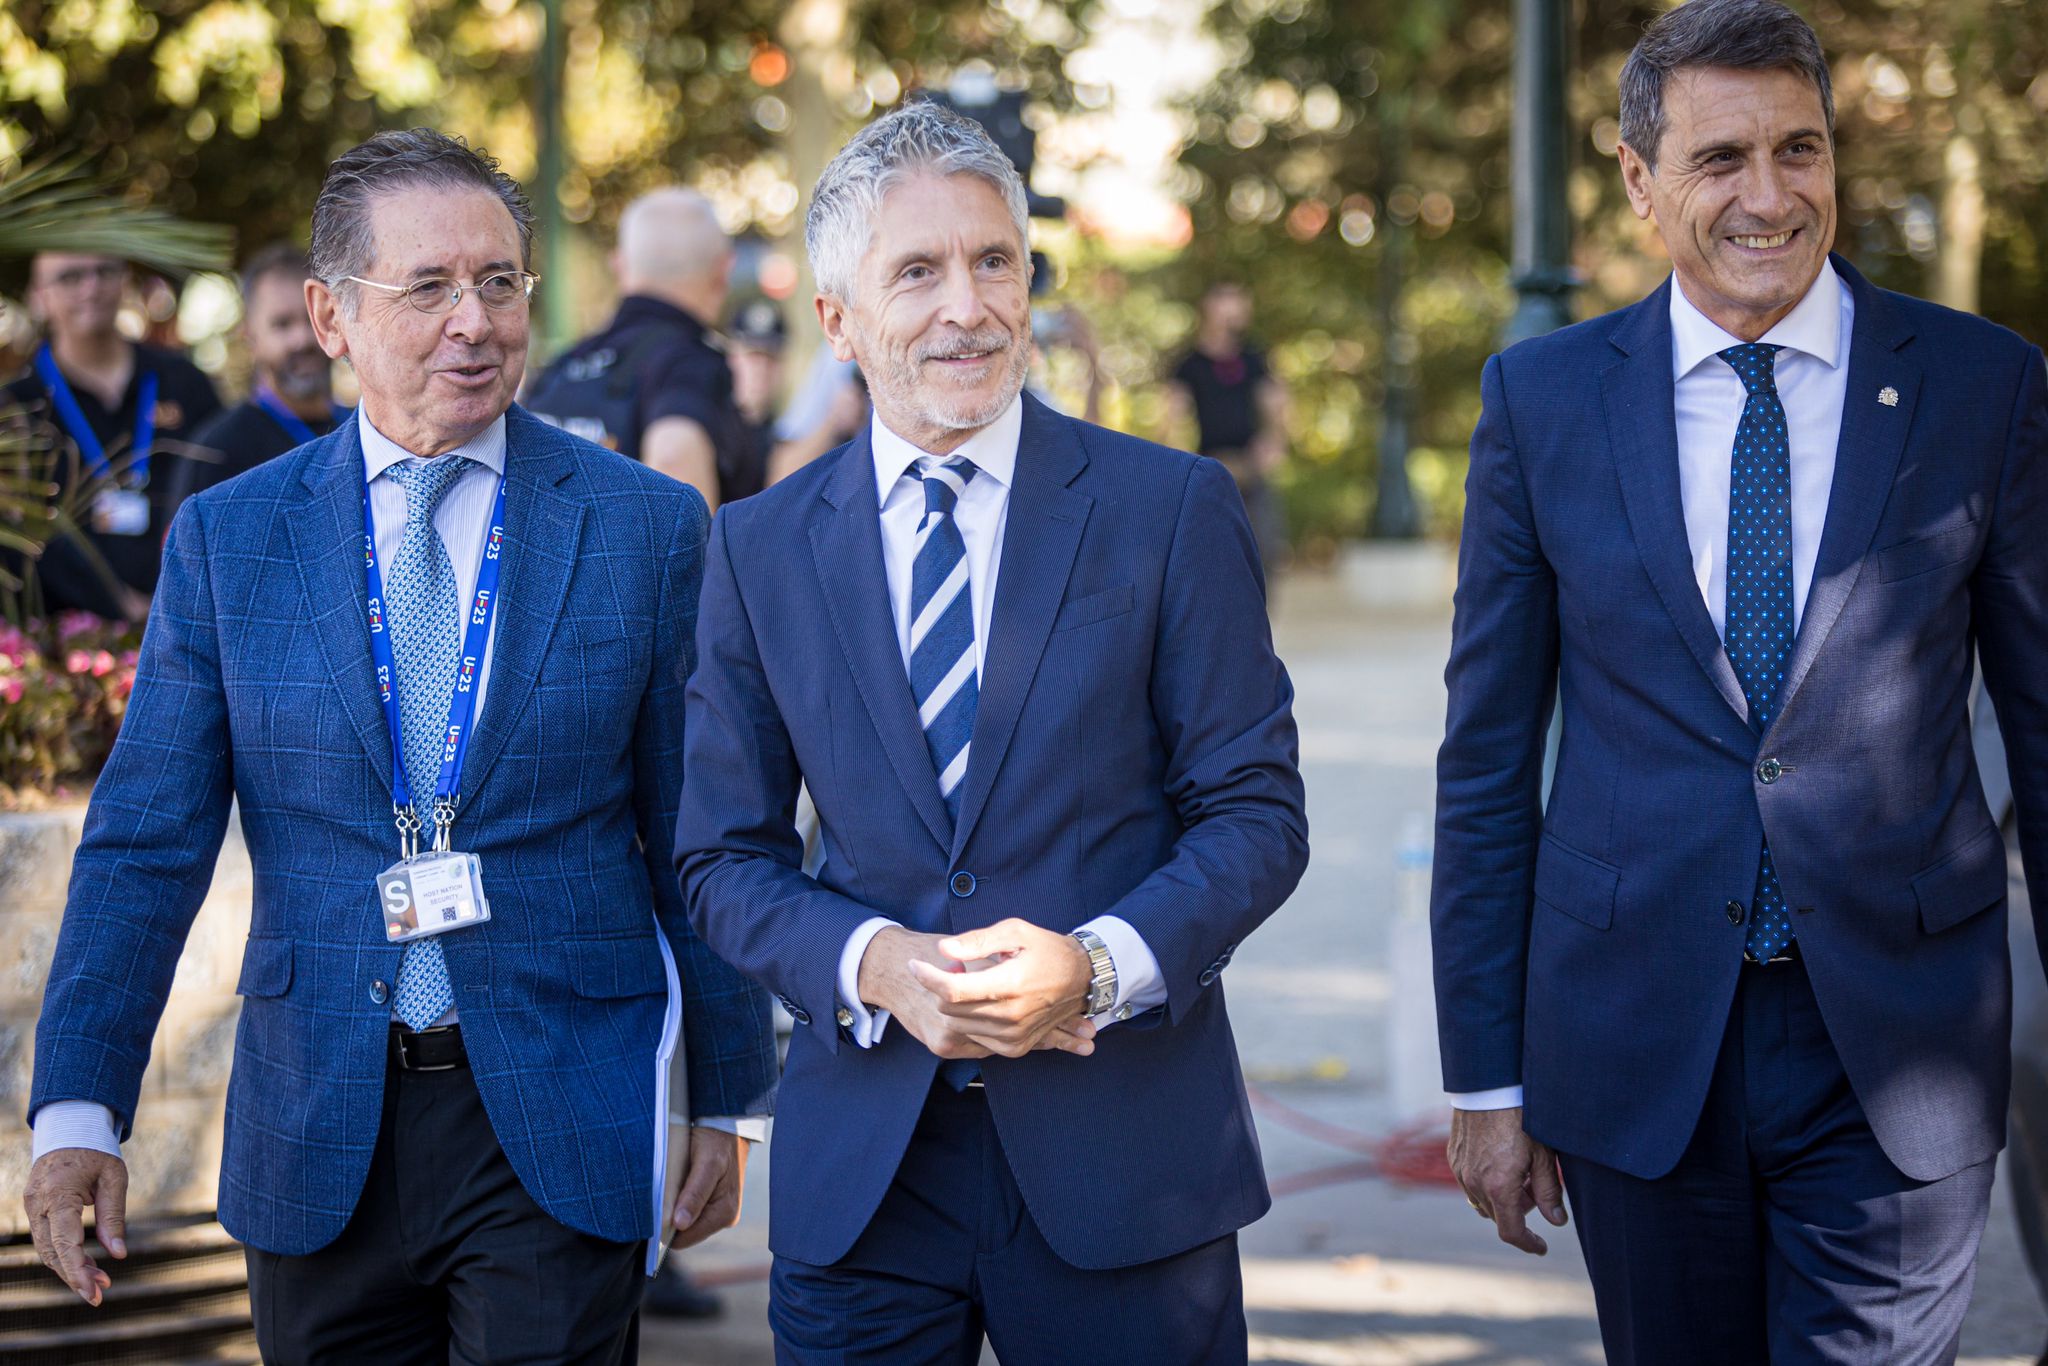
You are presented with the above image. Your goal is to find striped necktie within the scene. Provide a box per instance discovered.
[907,456,979,826]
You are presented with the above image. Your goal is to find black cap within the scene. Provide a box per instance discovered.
[728,298,786,351]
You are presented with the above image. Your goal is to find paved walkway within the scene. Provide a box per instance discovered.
[648,568,2048,1364]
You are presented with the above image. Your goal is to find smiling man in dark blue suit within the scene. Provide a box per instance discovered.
[677,102,1308,1363]
[1432,1,2048,1361]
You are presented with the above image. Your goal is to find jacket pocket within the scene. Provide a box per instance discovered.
[236,935,294,998]
[565,936,668,999]
[1914,825,2008,934]
[1053,583,1135,632]
[1877,522,1978,583]
[1533,833,1621,930]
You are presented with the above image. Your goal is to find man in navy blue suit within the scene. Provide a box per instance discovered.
[22,129,776,1363]
[676,101,1308,1362]
[1433,1,2048,1360]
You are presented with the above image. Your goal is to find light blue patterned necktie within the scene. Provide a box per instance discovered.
[385,455,474,1031]
[908,456,980,825]
[1720,343,1796,961]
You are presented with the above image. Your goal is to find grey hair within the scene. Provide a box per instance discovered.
[805,99,1030,301]
[1619,0,1835,170]
[310,128,534,299]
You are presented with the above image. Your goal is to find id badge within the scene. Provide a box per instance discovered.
[92,489,151,536]
[379,851,491,943]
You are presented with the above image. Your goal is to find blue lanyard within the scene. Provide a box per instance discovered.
[362,467,508,845]
[34,344,156,486]
[254,388,346,448]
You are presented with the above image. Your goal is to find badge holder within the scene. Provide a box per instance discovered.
[379,797,491,944]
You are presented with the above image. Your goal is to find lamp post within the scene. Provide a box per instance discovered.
[1503,0,1576,348]
[533,0,573,362]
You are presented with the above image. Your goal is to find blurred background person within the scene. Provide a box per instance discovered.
[523,186,749,515]
[2,251,220,621]
[1164,280,1290,575]
[727,297,868,488]
[172,243,348,502]
[1025,250,1106,426]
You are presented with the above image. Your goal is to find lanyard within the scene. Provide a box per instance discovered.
[362,467,509,857]
[34,344,156,486]
[255,388,346,448]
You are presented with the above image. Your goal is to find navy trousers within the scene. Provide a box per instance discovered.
[770,1081,1248,1365]
[1558,959,1994,1365]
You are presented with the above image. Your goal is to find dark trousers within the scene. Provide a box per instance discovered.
[246,1045,644,1365]
[770,1081,1248,1365]
[1558,960,1995,1366]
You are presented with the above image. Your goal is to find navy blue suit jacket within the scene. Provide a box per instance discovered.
[676,396,1309,1269]
[1433,257,2048,1182]
[30,407,777,1255]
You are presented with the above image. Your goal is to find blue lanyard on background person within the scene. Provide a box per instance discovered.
[361,467,509,858]
[254,387,349,448]
[33,343,157,487]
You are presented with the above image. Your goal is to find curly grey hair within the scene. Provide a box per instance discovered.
[805,99,1030,302]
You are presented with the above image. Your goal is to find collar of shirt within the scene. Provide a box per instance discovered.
[358,407,508,484]
[1669,258,1847,382]
[869,396,1023,508]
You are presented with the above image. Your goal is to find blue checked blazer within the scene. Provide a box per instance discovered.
[29,405,777,1255]
[677,396,1309,1270]
[1433,256,2048,1184]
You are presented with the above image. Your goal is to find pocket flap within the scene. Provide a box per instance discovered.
[1877,522,1978,583]
[1533,834,1620,930]
[565,936,669,999]
[1053,583,1135,632]
[1913,825,2008,934]
[236,935,294,998]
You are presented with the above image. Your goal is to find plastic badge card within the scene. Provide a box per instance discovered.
[379,851,491,943]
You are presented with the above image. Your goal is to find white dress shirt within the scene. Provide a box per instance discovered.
[834,399,1168,1047]
[36,409,759,1161]
[1450,264,1854,1114]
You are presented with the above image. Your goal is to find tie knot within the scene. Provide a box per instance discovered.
[919,457,977,520]
[1718,343,1783,396]
[390,456,474,524]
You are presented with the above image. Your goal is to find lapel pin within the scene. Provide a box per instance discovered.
[1878,386,1899,407]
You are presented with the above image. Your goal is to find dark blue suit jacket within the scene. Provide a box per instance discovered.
[677,396,1309,1269]
[1433,256,2048,1183]
[29,406,777,1255]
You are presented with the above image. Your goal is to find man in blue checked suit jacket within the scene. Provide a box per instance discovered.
[678,103,1307,1365]
[23,130,775,1365]
[1432,4,2048,1361]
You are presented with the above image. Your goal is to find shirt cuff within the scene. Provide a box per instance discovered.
[693,1116,770,1144]
[32,1101,122,1160]
[837,916,898,1048]
[1079,915,1166,1026]
[1448,1086,1525,1111]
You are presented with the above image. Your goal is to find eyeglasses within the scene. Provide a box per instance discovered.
[342,270,539,314]
[38,262,128,290]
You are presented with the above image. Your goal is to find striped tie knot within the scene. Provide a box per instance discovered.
[1717,343,1783,397]
[918,457,977,530]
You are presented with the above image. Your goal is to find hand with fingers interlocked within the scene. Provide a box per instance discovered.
[23,1147,130,1306]
[1447,1107,1569,1256]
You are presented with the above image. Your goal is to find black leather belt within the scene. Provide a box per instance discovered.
[1743,940,1803,968]
[390,1023,468,1071]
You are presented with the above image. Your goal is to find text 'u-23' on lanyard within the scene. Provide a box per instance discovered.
[362,472,508,860]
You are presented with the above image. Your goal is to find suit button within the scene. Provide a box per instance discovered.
[1725,901,1745,925]
[950,871,976,898]
[836,1007,855,1028]
[1198,969,1218,987]
[791,1008,811,1026]
[369,980,389,1006]
[1757,757,1783,784]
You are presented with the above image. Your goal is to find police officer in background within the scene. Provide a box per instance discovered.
[524,187,748,514]
[3,252,220,621]
[726,298,868,492]
[173,244,350,502]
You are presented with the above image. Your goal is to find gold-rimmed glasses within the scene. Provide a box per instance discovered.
[342,270,539,314]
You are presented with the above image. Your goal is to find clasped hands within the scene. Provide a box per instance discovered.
[856,920,1099,1060]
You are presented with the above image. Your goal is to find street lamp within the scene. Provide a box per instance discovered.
[1503,0,1577,349]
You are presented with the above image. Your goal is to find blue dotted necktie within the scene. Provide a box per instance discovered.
[1721,344,1795,961]
[904,457,983,1089]
[386,456,473,1031]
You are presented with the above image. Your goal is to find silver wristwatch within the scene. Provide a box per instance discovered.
[1072,928,1117,1017]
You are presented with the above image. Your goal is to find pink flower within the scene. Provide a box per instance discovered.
[65,650,92,675]
[57,611,103,643]
[91,651,115,677]
[1,677,22,704]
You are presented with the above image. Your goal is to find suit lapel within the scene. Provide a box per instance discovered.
[809,427,954,853]
[287,417,397,787]
[1600,284,1753,725]
[950,399,1091,858]
[456,408,585,804]
[1771,258,1920,729]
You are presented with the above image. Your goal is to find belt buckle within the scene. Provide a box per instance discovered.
[395,1027,460,1072]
